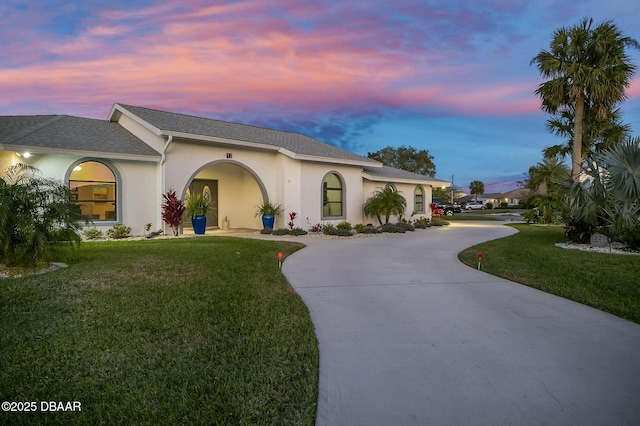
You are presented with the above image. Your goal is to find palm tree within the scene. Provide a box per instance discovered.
[469,180,484,201]
[531,18,639,181]
[527,157,570,223]
[564,136,640,247]
[363,186,406,225]
[0,164,83,266]
[543,106,631,161]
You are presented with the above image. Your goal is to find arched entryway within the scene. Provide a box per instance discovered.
[182,160,268,230]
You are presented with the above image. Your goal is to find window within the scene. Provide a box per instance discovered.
[69,161,117,221]
[414,186,425,213]
[322,173,343,218]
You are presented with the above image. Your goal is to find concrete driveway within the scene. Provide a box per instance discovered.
[282,221,640,426]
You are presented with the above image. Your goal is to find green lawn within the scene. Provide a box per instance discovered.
[459,224,640,324]
[0,237,318,425]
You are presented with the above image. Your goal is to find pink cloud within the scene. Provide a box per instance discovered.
[2,0,632,123]
[627,78,640,99]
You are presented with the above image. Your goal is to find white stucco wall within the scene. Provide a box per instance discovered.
[1,151,159,236]
[299,162,365,227]
[362,180,433,224]
[0,151,18,173]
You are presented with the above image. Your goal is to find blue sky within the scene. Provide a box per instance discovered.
[1,0,639,193]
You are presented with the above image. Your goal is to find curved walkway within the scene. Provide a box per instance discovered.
[281,221,640,426]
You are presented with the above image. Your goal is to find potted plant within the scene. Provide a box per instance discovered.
[255,201,282,230]
[185,194,209,235]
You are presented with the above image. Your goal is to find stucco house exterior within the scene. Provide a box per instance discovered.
[1,103,449,235]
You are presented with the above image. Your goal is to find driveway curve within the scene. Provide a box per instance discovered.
[282,221,640,426]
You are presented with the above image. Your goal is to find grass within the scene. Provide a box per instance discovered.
[0,237,318,425]
[459,224,640,324]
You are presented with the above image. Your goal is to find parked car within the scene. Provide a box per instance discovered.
[432,198,462,216]
[465,201,486,210]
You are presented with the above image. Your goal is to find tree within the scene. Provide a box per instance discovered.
[526,157,570,223]
[433,185,461,202]
[363,186,406,225]
[0,164,83,266]
[543,106,631,161]
[531,18,639,181]
[469,180,484,201]
[563,136,640,247]
[367,145,436,176]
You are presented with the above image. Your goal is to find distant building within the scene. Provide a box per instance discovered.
[458,188,534,208]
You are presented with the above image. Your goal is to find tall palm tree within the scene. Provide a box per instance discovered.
[469,180,484,201]
[543,106,631,160]
[531,18,639,180]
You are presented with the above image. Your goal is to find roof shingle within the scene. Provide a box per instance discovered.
[115,104,378,164]
[0,115,160,157]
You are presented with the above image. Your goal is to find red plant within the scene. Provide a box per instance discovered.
[430,203,443,216]
[288,211,298,230]
[162,190,185,236]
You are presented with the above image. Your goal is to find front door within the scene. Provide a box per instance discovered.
[185,179,218,228]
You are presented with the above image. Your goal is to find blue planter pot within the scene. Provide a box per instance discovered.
[262,214,275,230]
[191,215,207,235]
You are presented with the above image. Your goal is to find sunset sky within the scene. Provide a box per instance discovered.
[1,0,639,193]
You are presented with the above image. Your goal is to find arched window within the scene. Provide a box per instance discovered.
[69,161,117,221]
[414,186,425,213]
[322,173,344,218]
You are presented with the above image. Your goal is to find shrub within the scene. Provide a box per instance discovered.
[287,211,298,230]
[336,221,353,231]
[379,223,406,233]
[564,137,640,249]
[522,209,540,224]
[413,217,431,229]
[397,223,415,232]
[272,228,290,236]
[309,223,322,233]
[564,217,596,244]
[82,227,103,240]
[260,228,273,234]
[485,202,494,210]
[334,228,354,236]
[322,224,337,235]
[500,202,508,208]
[322,224,353,236]
[162,190,185,236]
[430,217,449,226]
[290,227,308,236]
[107,224,131,239]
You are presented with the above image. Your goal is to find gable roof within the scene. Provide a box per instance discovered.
[110,103,379,166]
[0,115,160,160]
[363,165,451,186]
[501,188,534,199]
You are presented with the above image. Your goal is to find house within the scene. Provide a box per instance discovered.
[458,188,534,208]
[500,188,534,207]
[0,103,449,234]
